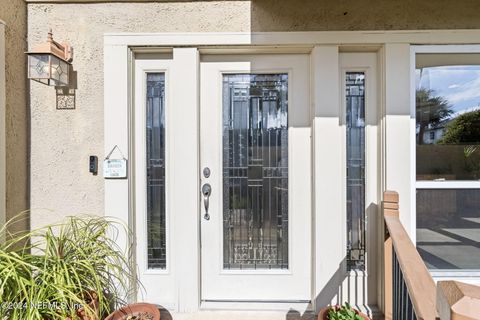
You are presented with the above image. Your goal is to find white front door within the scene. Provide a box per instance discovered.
[200,54,312,302]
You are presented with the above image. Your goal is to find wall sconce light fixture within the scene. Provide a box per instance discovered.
[26,30,73,87]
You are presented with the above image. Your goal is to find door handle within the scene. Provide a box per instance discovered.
[202,183,212,220]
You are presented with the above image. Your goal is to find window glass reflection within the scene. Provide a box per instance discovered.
[416,189,480,270]
[416,64,480,181]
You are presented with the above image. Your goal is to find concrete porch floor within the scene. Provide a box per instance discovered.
[159,309,385,320]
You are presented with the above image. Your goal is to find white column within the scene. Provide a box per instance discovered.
[104,44,130,225]
[170,48,200,312]
[104,44,133,299]
[311,45,344,311]
[384,43,413,237]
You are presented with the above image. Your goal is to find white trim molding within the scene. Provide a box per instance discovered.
[104,30,480,47]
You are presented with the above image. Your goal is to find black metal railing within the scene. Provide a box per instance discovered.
[392,249,417,320]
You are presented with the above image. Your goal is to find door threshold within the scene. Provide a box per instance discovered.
[200,300,312,312]
[168,310,316,320]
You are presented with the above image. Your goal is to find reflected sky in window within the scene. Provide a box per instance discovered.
[416,65,480,113]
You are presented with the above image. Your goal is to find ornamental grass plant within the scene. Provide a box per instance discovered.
[0,214,135,320]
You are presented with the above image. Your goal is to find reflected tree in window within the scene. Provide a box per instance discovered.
[439,110,480,144]
[416,65,480,181]
[439,110,480,179]
[416,88,452,145]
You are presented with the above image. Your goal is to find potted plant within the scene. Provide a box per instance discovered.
[105,303,160,320]
[0,214,135,320]
[318,303,370,320]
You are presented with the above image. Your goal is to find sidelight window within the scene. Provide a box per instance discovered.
[146,73,167,269]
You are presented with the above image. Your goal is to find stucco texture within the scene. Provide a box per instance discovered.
[250,0,480,31]
[28,1,250,228]
[0,0,28,232]
[27,0,480,228]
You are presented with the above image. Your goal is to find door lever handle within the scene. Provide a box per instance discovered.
[202,183,212,220]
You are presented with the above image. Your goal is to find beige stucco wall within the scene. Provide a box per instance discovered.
[0,0,28,232]
[250,0,480,31]
[28,1,251,229]
[28,0,480,229]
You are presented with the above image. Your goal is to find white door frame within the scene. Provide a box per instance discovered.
[104,30,480,314]
[339,52,379,311]
[133,59,176,307]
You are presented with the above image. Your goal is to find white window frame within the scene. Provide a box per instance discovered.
[410,44,480,278]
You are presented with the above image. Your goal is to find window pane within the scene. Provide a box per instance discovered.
[416,60,480,181]
[222,74,288,270]
[346,72,366,271]
[416,189,480,270]
[29,54,50,79]
[146,73,166,269]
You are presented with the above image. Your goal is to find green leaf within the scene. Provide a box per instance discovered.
[0,214,137,319]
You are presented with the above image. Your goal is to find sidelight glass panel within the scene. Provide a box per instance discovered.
[146,73,166,269]
[222,74,288,270]
[346,72,366,271]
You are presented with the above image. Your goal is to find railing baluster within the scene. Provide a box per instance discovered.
[406,288,413,320]
[401,268,405,320]
[392,250,395,319]
[396,252,400,320]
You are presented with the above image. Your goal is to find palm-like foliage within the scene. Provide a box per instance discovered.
[416,88,452,144]
[0,214,135,320]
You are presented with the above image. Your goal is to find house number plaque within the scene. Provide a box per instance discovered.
[103,145,128,179]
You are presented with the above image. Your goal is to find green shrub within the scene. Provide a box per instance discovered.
[0,214,135,320]
[327,303,365,320]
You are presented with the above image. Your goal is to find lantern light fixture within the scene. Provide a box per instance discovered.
[26,30,73,87]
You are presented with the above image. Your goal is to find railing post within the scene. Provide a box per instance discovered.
[383,191,399,320]
[437,281,480,320]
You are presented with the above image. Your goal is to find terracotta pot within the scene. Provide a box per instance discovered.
[318,306,370,320]
[105,303,160,320]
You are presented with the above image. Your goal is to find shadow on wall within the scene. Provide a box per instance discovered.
[315,257,349,309]
[286,202,381,319]
[286,257,372,319]
[286,309,316,320]
[250,0,480,32]
[285,257,349,320]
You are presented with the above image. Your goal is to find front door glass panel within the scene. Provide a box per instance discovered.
[222,74,288,270]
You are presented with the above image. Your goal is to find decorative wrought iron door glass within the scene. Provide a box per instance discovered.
[222,74,288,270]
[146,73,166,269]
[346,72,366,271]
